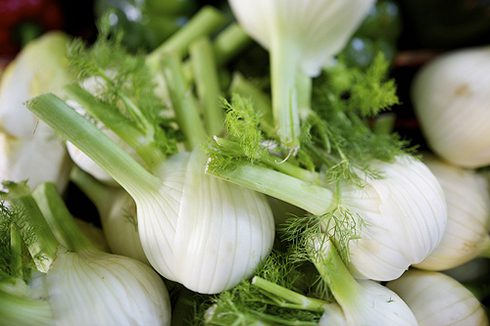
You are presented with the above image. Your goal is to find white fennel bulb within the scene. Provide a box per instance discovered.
[138,150,275,293]
[103,191,148,263]
[320,280,417,326]
[46,248,171,326]
[387,270,489,326]
[0,32,72,190]
[29,94,276,294]
[69,168,149,263]
[415,157,490,270]
[228,0,374,148]
[6,181,172,326]
[228,0,373,75]
[342,155,447,281]
[412,46,490,168]
[311,241,417,326]
[0,32,72,138]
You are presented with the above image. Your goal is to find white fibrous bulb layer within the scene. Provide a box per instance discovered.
[342,155,447,281]
[46,248,171,326]
[412,46,490,168]
[0,32,72,190]
[415,157,490,270]
[102,191,149,263]
[228,0,375,76]
[387,270,489,326]
[320,280,418,326]
[136,150,275,294]
[0,32,72,138]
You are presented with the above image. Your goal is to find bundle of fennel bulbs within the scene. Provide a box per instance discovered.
[0,0,489,325]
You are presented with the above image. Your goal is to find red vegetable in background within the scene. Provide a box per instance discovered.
[0,0,63,56]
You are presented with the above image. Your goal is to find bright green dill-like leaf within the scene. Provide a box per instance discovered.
[280,225,333,302]
[303,55,408,185]
[0,201,36,283]
[0,201,13,277]
[280,198,363,280]
[348,53,399,117]
[255,250,309,292]
[223,94,267,162]
[203,283,321,325]
[206,94,270,174]
[199,250,325,325]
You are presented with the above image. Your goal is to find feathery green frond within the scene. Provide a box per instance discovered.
[67,24,177,161]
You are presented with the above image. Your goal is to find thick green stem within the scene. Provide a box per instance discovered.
[296,72,312,118]
[0,289,53,326]
[230,73,275,136]
[65,84,165,169]
[146,6,227,66]
[213,137,319,182]
[27,94,161,199]
[271,39,301,151]
[252,276,326,312]
[182,23,251,80]
[33,183,95,252]
[209,162,333,215]
[70,167,121,218]
[313,241,359,308]
[162,54,207,149]
[213,24,251,65]
[190,37,224,136]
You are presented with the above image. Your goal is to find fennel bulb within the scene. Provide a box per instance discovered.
[320,280,417,326]
[234,243,418,325]
[138,150,275,293]
[412,46,490,168]
[387,270,489,326]
[228,0,374,149]
[415,156,490,270]
[8,181,173,326]
[69,168,149,263]
[47,248,171,326]
[0,32,72,138]
[103,191,148,262]
[0,32,73,190]
[342,155,447,281]
[28,94,275,294]
[211,153,447,282]
[313,241,418,325]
